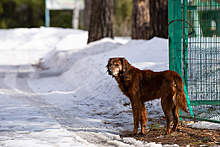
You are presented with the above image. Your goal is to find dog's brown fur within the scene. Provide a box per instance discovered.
[106,57,188,135]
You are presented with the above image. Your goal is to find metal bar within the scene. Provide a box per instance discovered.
[190,100,220,106]
[45,0,50,27]
[168,0,174,71]
[180,115,220,123]
[183,0,188,90]
[184,84,194,117]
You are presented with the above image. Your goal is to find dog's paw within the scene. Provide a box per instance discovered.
[138,132,145,136]
[128,132,138,136]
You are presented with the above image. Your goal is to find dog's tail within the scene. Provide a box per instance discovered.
[173,77,188,113]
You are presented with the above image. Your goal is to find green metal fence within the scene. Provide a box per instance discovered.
[168,0,220,123]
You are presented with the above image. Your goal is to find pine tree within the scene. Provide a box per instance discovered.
[132,0,168,39]
[87,0,114,43]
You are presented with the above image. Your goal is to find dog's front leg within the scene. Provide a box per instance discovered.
[140,103,147,134]
[131,102,140,135]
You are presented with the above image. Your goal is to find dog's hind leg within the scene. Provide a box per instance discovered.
[161,96,173,134]
[171,105,179,132]
[140,103,147,134]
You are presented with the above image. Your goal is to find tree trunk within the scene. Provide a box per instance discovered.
[87,0,114,43]
[150,0,168,38]
[132,0,153,39]
[84,0,91,30]
[132,0,168,40]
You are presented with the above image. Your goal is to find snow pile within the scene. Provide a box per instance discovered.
[188,121,220,130]
[0,27,87,65]
[40,38,122,75]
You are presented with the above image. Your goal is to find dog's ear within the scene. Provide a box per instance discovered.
[106,58,111,72]
[121,58,130,73]
[106,58,110,68]
[106,58,112,67]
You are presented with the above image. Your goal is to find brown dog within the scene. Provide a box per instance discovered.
[106,57,188,135]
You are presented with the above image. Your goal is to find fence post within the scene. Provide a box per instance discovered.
[45,0,50,27]
[72,8,79,29]
[168,0,174,71]
[169,0,186,120]
[168,0,182,72]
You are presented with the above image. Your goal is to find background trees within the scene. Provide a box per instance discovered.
[0,0,74,28]
[114,0,132,36]
[149,0,168,39]
[0,0,45,28]
[132,0,152,39]
[87,0,114,43]
[0,0,168,40]
[132,0,168,40]
[84,0,91,30]
[84,0,132,36]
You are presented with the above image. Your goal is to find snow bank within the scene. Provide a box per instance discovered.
[40,38,122,75]
[188,121,220,130]
[0,27,87,65]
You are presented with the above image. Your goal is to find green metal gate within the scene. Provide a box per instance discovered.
[168,0,220,123]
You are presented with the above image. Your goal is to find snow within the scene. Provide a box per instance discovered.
[187,121,220,130]
[0,27,219,147]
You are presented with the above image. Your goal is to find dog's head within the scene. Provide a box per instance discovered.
[106,57,131,77]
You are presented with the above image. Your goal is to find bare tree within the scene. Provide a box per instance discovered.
[132,0,153,39]
[84,0,91,30]
[150,0,168,38]
[87,0,114,43]
[132,0,168,40]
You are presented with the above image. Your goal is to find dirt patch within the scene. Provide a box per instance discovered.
[121,122,220,146]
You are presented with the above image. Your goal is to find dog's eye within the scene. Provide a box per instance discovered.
[116,64,119,67]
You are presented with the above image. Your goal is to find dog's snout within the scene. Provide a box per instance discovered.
[109,67,113,72]
[108,67,113,75]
